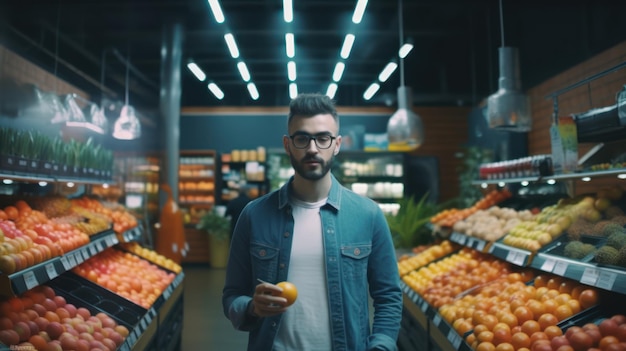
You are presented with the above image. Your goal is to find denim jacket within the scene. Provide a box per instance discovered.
[222,175,402,351]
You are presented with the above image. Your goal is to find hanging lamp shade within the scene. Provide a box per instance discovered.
[486,47,531,132]
[387,86,424,151]
[112,105,141,140]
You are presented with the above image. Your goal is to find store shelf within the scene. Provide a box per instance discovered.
[0,171,113,185]
[531,251,626,294]
[472,167,626,186]
[448,232,491,253]
[0,229,119,297]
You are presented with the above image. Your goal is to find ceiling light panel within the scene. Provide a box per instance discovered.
[378,62,398,82]
[352,0,368,24]
[332,62,345,82]
[208,0,225,23]
[237,62,251,82]
[283,0,293,23]
[224,33,240,58]
[287,61,297,81]
[187,62,206,82]
[363,83,380,100]
[285,33,295,58]
[326,83,338,99]
[399,43,413,59]
[247,83,259,100]
[289,83,298,99]
[340,34,355,59]
[208,83,224,100]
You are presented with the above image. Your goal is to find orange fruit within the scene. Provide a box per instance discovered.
[578,289,598,309]
[275,281,298,306]
[4,206,18,220]
[543,325,563,339]
[521,320,541,336]
[537,313,559,330]
[511,332,531,350]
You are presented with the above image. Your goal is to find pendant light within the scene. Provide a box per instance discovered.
[486,0,531,132]
[113,52,141,140]
[387,0,424,151]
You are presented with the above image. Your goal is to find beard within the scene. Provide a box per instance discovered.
[289,152,334,181]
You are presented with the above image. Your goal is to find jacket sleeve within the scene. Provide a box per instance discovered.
[367,207,403,351]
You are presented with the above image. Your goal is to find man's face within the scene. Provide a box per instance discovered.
[283,113,341,181]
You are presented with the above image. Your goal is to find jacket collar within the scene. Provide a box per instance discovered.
[278,174,342,211]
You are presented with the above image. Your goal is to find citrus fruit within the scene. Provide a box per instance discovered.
[275,281,298,306]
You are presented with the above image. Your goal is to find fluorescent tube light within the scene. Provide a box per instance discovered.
[287,61,297,81]
[247,83,259,100]
[208,82,224,100]
[399,43,414,58]
[237,61,251,81]
[224,33,240,58]
[208,0,225,23]
[283,0,293,23]
[285,33,295,58]
[332,62,345,82]
[326,83,338,99]
[378,62,398,82]
[340,34,355,59]
[289,83,298,99]
[363,83,380,100]
[187,62,206,81]
[352,0,368,24]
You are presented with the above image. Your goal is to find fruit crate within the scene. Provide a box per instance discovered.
[539,234,607,263]
[48,272,148,328]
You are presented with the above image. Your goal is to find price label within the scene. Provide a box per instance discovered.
[140,316,148,330]
[23,270,38,290]
[553,261,569,276]
[120,342,130,351]
[506,250,526,266]
[68,253,77,268]
[596,271,617,291]
[541,258,556,272]
[433,314,442,327]
[466,238,476,248]
[149,307,157,319]
[45,263,58,280]
[476,240,486,252]
[457,235,467,245]
[581,267,600,286]
[420,300,429,313]
[448,329,462,349]
[89,245,97,256]
[60,256,71,270]
[163,286,172,300]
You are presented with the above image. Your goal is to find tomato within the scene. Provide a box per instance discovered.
[600,319,620,338]
[275,281,298,306]
[568,330,594,351]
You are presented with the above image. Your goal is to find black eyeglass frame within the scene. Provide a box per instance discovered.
[288,133,337,149]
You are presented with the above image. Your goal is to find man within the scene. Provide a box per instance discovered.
[222,93,402,351]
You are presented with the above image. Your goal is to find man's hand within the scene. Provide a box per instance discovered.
[249,280,289,317]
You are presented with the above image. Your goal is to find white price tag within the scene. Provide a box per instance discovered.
[541,258,556,272]
[60,256,71,270]
[89,245,97,256]
[459,236,467,245]
[448,329,462,349]
[433,314,442,327]
[553,261,568,276]
[581,267,600,286]
[140,316,148,330]
[420,300,429,312]
[596,271,617,291]
[68,253,77,267]
[506,250,526,266]
[476,240,486,252]
[45,263,58,280]
[23,270,38,290]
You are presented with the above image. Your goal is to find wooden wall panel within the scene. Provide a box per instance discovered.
[527,40,626,196]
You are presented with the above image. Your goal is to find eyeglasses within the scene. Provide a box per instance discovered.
[289,133,336,149]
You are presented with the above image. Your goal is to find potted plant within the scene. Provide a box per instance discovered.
[385,193,444,250]
[196,207,231,268]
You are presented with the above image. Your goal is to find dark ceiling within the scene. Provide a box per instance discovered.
[2,0,626,121]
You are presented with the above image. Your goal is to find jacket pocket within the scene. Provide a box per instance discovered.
[250,243,280,281]
[340,244,372,280]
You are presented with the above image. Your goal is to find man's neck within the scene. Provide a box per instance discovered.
[291,175,332,203]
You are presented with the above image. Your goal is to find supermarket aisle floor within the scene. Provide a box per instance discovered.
[182,265,248,350]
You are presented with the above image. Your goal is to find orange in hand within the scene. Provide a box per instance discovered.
[275,281,298,306]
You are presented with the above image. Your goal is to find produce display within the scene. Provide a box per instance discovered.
[72,247,176,309]
[0,202,90,274]
[0,284,129,350]
[452,206,536,242]
[397,240,457,277]
[118,242,182,274]
[430,189,513,228]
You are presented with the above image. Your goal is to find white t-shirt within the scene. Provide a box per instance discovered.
[273,197,332,351]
